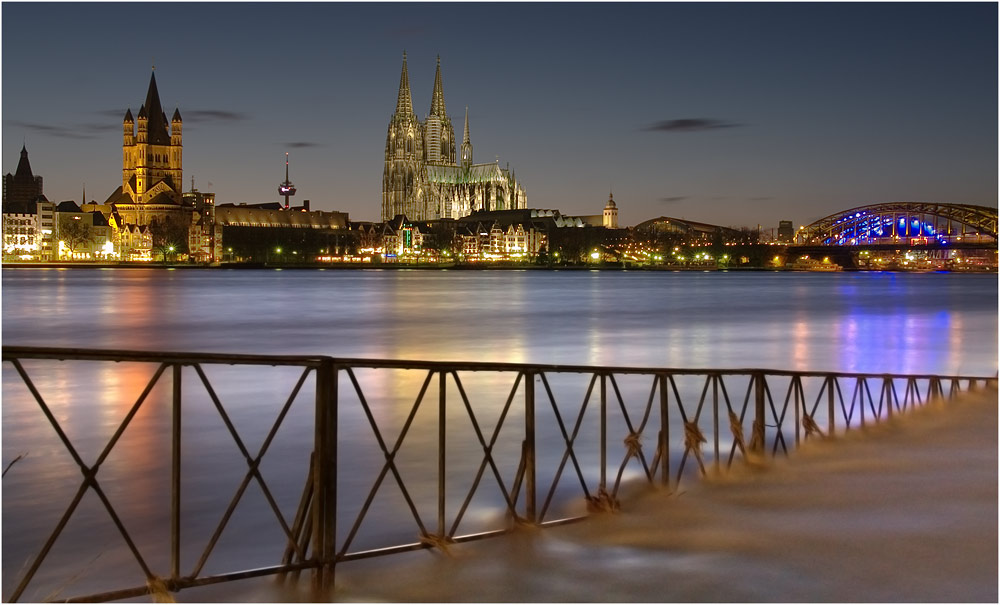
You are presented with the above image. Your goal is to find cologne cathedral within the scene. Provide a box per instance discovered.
[382,53,527,221]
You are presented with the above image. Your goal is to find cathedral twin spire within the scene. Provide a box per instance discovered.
[396,52,449,119]
[430,56,446,117]
[395,51,414,117]
[391,52,463,166]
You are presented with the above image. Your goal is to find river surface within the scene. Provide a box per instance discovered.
[2,268,996,601]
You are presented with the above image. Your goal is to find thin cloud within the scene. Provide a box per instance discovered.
[183,110,249,123]
[644,118,742,132]
[96,109,130,119]
[284,141,322,149]
[748,196,774,201]
[96,108,249,122]
[6,120,106,140]
[659,196,688,203]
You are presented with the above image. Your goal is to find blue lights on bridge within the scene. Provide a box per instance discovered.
[824,215,953,245]
[800,203,996,250]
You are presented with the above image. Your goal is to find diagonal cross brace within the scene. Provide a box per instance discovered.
[7,360,167,603]
[337,368,433,557]
[186,364,313,578]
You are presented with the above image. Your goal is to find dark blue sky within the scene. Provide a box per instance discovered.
[3,2,996,227]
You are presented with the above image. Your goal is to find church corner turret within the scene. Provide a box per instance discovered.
[461,106,473,169]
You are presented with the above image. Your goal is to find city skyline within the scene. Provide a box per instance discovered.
[2,2,997,228]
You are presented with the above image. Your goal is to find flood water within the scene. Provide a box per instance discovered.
[2,268,997,601]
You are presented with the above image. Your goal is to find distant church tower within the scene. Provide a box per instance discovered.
[117,70,183,224]
[603,191,618,229]
[3,145,43,205]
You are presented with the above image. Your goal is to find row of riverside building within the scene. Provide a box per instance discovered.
[6,60,764,265]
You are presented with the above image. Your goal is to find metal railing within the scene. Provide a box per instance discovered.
[2,345,995,602]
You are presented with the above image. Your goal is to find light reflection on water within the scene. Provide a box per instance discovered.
[2,268,996,598]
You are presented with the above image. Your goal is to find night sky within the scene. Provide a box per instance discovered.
[2,2,996,228]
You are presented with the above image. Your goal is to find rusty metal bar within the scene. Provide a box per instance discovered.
[311,358,336,595]
[524,371,537,524]
[600,373,608,491]
[171,363,182,580]
[712,375,720,472]
[438,371,447,538]
[827,375,836,435]
[4,346,993,382]
[754,372,766,454]
[794,377,802,446]
[658,373,669,488]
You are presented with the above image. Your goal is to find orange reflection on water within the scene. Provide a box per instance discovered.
[94,360,169,473]
[102,270,159,344]
[792,319,810,372]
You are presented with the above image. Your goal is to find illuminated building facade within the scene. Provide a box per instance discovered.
[106,71,185,226]
[382,54,527,221]
[2,146,55,260]
[54,201,116,260]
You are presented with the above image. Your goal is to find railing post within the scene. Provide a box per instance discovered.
[753,372,765,454]
[312,358,336,596]
[827,376,836,435]
[659,373,669,487]
[171,363,182,581]
[438,371,447,538]
[524,371,536,524]
[599,373,607,491]
[712,375,720,472]
[884,377,893,419]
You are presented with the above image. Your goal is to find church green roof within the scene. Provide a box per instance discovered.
[425,162,518,186]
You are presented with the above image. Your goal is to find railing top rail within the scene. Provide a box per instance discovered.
[3,346,996,382]
[1,346,328,367]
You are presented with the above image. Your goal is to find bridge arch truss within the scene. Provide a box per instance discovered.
[798,202,997,246]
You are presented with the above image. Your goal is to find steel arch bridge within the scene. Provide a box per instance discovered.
[798,202,997,246]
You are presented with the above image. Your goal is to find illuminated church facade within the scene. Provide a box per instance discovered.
[105,71,185,225]
[382,54,527,221]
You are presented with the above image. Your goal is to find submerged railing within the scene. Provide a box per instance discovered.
[2,345,995,602]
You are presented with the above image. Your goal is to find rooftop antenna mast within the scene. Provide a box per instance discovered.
[278,152,296,210]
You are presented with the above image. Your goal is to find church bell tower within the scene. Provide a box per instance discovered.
[121,70,183,221]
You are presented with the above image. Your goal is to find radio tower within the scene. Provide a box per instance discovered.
[278,152,296,209]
